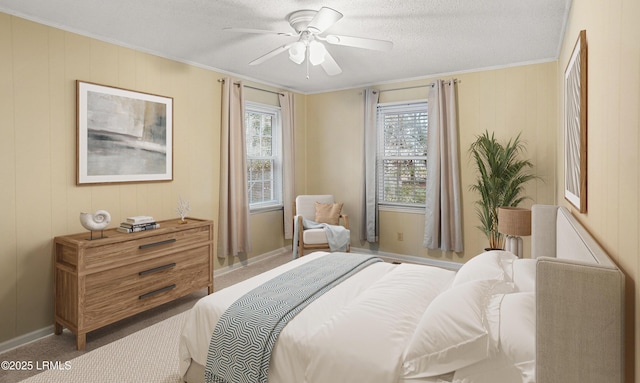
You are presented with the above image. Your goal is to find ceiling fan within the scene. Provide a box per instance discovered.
[224,7,393,78]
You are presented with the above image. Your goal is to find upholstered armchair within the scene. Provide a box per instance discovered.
[294,195,350,257]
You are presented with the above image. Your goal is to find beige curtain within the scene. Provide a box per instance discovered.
[279,92,295,239]
[424,79,463,252]
[362,88,379,242]
[219,78,252,257]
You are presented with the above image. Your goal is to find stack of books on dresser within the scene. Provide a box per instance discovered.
[116,215,160,233]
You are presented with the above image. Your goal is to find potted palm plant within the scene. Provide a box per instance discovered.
[469,131,538,250]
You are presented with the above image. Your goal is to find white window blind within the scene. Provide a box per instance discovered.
[377,102,428,207]
[245,102,282,210]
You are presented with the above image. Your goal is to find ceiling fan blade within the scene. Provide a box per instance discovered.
[223,27,295,36]
[320,50,342,76]
[307,7,343,34]
[249,43,294,66]
[325,34,393,51]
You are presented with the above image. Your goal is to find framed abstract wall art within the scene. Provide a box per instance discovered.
[564,30,587,213]
[77,81,173,185]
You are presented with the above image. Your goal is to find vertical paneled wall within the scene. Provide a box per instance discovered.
[558,0,640,380]
[0,12,19,346]
[0,14,222,344]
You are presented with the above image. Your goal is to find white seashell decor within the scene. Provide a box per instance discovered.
[79,210,111,231]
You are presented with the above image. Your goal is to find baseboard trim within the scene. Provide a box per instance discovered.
[351,247,462,271]
[214,246,291,277]
[0,325,54,354]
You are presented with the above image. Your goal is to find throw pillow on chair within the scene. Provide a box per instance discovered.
[315,202,343,225]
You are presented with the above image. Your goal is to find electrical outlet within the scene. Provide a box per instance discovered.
[397,232,404,241]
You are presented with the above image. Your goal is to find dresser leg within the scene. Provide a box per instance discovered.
[208,285,214,294]
[76,333,86,350]
[54,322,63,335]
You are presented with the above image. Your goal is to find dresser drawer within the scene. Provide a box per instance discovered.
[83,225,211,272]
[82,245,211,329]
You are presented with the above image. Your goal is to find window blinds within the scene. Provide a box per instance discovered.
[376,102,428,207]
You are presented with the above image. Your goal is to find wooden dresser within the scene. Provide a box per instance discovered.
[53,218,213,350]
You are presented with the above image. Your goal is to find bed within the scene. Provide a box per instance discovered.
[178,205,624,383]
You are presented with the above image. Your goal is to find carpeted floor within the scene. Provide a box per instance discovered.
[0,251,292,383]
[17,312,189,383]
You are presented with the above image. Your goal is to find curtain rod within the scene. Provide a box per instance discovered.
[217,78,285,97]
[375,79,460,94]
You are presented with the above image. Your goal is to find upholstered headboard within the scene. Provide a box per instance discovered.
[531,205,625,383]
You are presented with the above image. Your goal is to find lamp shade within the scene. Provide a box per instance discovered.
[498,207,531,236]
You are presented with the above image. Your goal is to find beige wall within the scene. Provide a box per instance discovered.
[0,14,220,344]
[558,0,639,381]
[305,62,558,263]
[0,14,300,345]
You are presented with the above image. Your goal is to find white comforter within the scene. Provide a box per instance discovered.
[179,252,456,383]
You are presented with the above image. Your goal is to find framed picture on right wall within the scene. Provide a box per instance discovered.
[564,29,588,213]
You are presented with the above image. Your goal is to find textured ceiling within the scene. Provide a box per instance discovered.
[0,0,571,94]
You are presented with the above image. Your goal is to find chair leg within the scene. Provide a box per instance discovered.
[296,215,304,257]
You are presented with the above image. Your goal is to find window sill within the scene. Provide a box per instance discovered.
[250,205,283,214]
[378,205,425,214]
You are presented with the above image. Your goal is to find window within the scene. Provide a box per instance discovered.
[377,102,428,208]
[245,102,282,210]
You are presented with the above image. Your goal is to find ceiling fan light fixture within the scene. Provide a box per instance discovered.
[308,40,327,66]
[288,41,306,64]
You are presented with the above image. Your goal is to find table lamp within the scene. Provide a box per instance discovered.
[498,207,532,258]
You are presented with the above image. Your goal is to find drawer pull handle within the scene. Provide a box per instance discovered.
[139,284,176,300]
[139,238,176,250]
[139,262,176,276]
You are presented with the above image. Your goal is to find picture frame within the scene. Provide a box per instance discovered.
[563,30,587,213]
[77,81,173,185]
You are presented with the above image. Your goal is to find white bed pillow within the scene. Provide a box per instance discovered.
[402,279,514,378]
[458,292,535,383]
[451,352,524,383]
[512,259,537,292]
[497,292,536,382]
[452,250,517,286]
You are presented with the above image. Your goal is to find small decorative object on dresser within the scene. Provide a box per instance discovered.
[176,195,191,223]
[79,210,111,240]
[54,218,214,350]
[116,215,160,233]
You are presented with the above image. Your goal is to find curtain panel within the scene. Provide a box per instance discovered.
[423,79,463,252]
[279,92,295,240]
[362,88,379,243]
[219,78,252,257]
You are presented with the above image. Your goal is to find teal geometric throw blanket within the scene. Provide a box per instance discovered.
[204,253,382,383]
